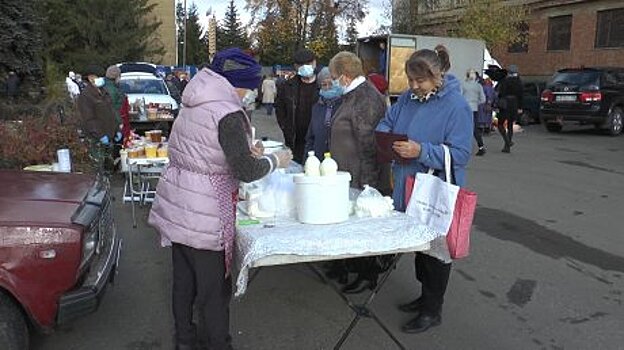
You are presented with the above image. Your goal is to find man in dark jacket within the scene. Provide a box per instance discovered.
[76,65,117,171]
[496,64,523,153]
[275,48,320,163]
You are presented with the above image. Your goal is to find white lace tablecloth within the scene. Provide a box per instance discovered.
[234,212,438,296]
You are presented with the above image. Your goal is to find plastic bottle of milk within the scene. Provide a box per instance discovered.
[304,151,321,176]
[320,152,338,176]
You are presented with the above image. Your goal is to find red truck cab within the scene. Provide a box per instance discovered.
[0,170,121,349]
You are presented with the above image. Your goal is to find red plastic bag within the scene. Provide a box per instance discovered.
[405,175,477,259]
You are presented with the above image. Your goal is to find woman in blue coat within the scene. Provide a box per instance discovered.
[376,45,473,334]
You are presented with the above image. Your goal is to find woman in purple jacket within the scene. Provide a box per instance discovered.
[148,48,292,350]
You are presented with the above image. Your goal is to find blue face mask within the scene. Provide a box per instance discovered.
[320,80,344,99]
[94,77,105,88]
[298,65,315,78]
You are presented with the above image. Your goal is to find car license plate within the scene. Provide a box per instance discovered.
[556,95,577,102]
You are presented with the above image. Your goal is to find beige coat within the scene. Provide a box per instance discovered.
[261,78,277,103]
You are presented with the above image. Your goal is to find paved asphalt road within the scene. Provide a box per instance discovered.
[32,111,624,350]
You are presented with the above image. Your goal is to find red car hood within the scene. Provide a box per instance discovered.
[0,170,95,226]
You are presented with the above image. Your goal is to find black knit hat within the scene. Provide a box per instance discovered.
[293,48,316,65]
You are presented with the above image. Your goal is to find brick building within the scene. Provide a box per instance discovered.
[394,0,624,81]
[147,0,176,65]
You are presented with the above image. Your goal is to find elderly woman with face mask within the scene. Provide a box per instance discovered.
[376,45,473,334]
[328,51,391,294]
[148,48,292,350]
[461,68,487,155]
[304,67,343,161]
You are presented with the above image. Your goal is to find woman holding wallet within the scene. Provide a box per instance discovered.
[376,45,473,334]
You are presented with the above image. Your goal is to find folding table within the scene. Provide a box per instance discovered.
[235,212,438,349]
[124,157,169,227]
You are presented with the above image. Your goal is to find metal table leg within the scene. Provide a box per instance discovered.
[126,160,139,228]
[308,254,406,350]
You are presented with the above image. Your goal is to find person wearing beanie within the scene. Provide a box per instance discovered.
[496,63,523,153]
[76,64,117,172]
[148,47,292,350]
[275,47,320,163]
[103,65,123,125]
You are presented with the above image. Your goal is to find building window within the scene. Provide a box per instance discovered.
[547,15,572,51]
[596,8,624,48]
[508,21,529,53]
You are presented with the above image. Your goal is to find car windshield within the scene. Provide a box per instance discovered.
[120,78,168,95]
[551,71,601,87]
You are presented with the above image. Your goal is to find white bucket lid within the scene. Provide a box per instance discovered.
[293,171,351,184]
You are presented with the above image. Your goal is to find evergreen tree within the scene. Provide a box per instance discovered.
[185,4,208,65]
[255,2,297,66]
[345,17,359,51]
[0,0,42,76]
[40,0,164,72]
[217,0,249,50]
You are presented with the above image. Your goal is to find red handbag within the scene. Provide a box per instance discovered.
[405,175,477,259]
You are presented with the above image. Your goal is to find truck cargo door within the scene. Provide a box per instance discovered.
[388,36,417,96]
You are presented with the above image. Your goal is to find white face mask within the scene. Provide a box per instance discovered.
[94,77,105,88]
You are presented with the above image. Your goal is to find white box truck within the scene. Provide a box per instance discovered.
[357,34,486,97]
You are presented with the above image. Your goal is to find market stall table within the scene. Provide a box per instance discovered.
[125,156,169,227]
[130,117,175,136]
[235,212,438,349]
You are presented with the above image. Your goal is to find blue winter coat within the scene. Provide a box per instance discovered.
[376,74,473,211]
[304,96,342,159]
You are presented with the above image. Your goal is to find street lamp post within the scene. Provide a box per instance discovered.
[183,0,187,67]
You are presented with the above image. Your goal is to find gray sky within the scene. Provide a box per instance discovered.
[196,0,389,37]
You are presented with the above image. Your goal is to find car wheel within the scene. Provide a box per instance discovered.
[546,123,562,133]
[606,107,623,136]
[0,292,29,350]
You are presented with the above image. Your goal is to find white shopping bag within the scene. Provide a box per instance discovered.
[405,145,459,236]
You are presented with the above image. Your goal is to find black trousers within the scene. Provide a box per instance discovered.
[498,110,516,148]
[473,112,484,148]
[415,252,452,315]
[172,243,233,350]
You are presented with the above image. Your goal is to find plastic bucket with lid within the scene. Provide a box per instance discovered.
[293,171,352,224]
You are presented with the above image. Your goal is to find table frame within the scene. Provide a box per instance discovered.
[245,254,409,350]
[124,157,168,227]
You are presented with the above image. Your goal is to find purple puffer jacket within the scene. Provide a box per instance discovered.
[148,68,246,253]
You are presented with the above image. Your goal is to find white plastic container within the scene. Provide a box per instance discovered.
[304,151,321,176]
[119,149,129,172]
[320,152,338,176]
[56,149,71,173]
[294,171,352,224]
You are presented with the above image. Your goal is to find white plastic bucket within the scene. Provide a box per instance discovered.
[293,171,352,224]
[56,149,71,173]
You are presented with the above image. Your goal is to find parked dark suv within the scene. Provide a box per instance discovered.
[519,81,545,125]
[540,67,624,135]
